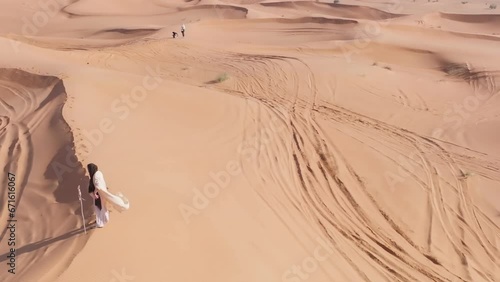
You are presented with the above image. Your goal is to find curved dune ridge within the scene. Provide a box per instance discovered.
[178,4,249,18]
[62,0,180,16]
[244,16,358,24]
[259,1,404,20]
[420,12,500,37]
[439,13,500,24]
[89,28,161,40]
[0,0,500,282]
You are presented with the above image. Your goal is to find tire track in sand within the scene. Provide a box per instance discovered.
[291,61,460,282]
[214,53,455,281]
[315,103,499,281]
[139,41,499,281]
[0,72,38,278]
[223,52,497,281]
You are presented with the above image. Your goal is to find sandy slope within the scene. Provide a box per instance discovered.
[0,68,91,281]
[0,0,500,281]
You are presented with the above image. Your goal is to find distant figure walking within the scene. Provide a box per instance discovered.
[172,31,178,38]
[181,24,186,37]
[87,163,109,228]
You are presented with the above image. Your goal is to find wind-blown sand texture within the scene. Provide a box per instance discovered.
[0,0,499,281]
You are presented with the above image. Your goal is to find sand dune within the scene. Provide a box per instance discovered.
[0,0,500,282]
[63,0,180,16]
[420,12,500,36]
[439,13,500,24]
[259,2,404,20]
[0,69,92,281]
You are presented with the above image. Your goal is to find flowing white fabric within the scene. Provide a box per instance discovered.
[94,205,109,228]
[93,171,130,213]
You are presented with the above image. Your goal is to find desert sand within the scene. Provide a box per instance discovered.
[0,0,499,281]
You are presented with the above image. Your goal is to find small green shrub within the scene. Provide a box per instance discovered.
[215,73,229,83]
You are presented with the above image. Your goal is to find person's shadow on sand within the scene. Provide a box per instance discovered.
[0,224,97,263]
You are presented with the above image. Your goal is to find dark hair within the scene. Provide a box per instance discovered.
[87,163,102,210]
[87,163,98,193]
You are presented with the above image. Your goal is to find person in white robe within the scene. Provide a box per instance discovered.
[87,163,109,228]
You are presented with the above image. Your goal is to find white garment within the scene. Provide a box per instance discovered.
[94,205,109,228]
[93,171,107,191]
[181,24,186,31]
[93,170,110,227]
[93,171,130,213]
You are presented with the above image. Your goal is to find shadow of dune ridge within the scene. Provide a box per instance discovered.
[0,68,95,281]
[260,1,405,20]
[42,80,94,219]
[275,16,357,24]
[44,143,93,218]
[178,4,249,18]
[439,12,500,24]
[93,28,161,37]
